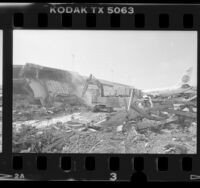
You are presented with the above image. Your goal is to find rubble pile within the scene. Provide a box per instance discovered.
[12,100,197,154]
[13,115,109,153]
[13,122,73,153]
[12,95,110,153]
[13,87,197,154]
[62,132,103,153]
[13,94,90,121]
[12,64,197,154]
[13,94,49,121]
[123,121,196,153]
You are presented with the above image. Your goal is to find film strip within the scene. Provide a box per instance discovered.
[0,2,199,182]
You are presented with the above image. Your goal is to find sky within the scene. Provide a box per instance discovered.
[0,30,2,86]
[13,30,197,90]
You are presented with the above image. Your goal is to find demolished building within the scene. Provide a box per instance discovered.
[13,63,134,109]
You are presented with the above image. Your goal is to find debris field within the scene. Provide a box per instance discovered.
[12,63,197,154]
[13,93,197,154]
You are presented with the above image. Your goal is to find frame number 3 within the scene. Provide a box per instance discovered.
[110,172,117,181]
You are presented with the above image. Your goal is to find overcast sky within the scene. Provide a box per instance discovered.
[13,30,197,90]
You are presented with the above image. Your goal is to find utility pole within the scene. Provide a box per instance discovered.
[72,54,75,71]
[111,69,114,82]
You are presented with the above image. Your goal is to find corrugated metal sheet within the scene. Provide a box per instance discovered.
[44,80,70,96]
[113,86,131,96]
[103,86,115,96]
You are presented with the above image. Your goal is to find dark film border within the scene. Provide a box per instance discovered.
[0,3,199,181]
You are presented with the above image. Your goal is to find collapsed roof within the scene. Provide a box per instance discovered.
[13,63,135,107]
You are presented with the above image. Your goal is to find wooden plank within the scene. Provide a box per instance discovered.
[164,109,196,119]
[151,98,196,106]
[130,103,166,121]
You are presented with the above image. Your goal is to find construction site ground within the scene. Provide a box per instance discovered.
[12,95,197,154]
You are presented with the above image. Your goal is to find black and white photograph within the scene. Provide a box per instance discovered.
[12,30,197,154]
[0,30,2,153]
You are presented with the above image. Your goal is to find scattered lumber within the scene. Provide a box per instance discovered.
[130,102,167,121]
[164,108,196,119]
